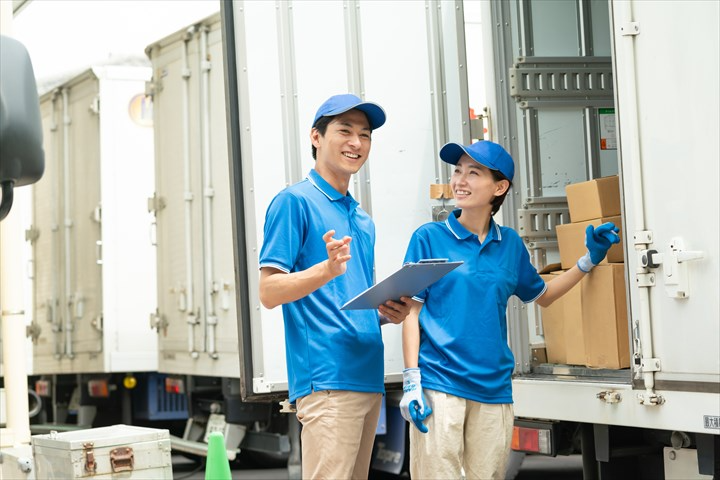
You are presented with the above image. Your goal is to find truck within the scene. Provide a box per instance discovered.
[1,1,717,479]
[219,0,719,478]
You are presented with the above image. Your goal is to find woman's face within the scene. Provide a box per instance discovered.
[450,155,508,210]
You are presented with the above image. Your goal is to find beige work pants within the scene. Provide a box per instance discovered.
[410,389,514,480]
[296,390,382,480]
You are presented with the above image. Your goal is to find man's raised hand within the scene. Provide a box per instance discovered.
[323,230,352,278]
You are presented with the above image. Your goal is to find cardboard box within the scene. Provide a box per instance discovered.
[539,273,566,364]
[566,176,621,222]
[540,271,586,365]
[556,215,624,270]
[581,264,630,369]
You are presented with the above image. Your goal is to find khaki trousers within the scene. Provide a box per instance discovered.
[410,389,514,480]
[296,390,382,480]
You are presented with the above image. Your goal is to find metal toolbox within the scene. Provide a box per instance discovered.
[31,425,172,479]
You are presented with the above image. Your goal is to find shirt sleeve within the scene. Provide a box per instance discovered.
[402,228,433,302]
[513,237,547,303]
[258,190,306,273]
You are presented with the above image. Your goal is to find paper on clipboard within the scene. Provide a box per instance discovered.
[341,259,463,310]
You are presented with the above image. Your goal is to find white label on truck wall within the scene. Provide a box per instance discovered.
[703,415,720,429]
[599,108,617,150]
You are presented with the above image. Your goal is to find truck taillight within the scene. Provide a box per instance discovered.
[35,380,51,397]
[87,379,110,398]
[165,377,185,394]
[512,425,552,455]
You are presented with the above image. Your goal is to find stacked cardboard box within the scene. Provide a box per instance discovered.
[539,269,585,365]
[541,176,630,369]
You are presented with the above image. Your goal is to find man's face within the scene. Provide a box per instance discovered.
[311,109,372,181]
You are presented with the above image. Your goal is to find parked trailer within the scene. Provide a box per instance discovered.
[221,0,719,478]
[24,65,160,429]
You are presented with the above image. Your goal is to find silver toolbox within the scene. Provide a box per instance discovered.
[31,424,172,479]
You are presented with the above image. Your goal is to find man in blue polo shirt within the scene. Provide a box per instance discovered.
[258,94,411,479]
[399,140,619,479]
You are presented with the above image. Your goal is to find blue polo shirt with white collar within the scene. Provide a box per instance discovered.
[403,209,546,404]
[259,169,384,403]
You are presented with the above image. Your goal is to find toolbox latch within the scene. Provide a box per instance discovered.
[110,446,135,472]
[83,442,96,474]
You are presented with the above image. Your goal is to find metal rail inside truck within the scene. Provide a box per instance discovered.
[0,1,717,479]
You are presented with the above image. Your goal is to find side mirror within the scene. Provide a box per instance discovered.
[0,35,45,221]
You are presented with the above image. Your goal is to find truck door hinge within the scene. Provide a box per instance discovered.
[633,230,653,245]
[620,22,640,36]
[640,357,661,373]
[150,310,168,335]
[25,226,40,243]
[597,390,622,404]
[26,322,42,343]
[635,272,656,288]
[147,194,166,214]
[637,392,665,406]
[89,95,100,115]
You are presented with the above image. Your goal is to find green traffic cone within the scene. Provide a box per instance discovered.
[205,431,232,480]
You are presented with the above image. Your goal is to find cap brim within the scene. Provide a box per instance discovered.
[353,103,386,130]
[439,142,468,165]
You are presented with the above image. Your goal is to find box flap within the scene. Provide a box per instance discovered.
[538,263,562,274]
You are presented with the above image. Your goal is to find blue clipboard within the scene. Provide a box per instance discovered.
[341,259,463,310]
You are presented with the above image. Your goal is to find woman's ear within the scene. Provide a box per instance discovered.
[495,179,510,196]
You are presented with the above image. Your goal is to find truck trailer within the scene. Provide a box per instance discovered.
[220,0,719,478]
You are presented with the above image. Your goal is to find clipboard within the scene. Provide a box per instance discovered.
[341,259,463,310]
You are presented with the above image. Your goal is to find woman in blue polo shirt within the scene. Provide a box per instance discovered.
[399,140,619,479]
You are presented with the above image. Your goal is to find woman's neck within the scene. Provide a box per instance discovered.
[457,207,493,242]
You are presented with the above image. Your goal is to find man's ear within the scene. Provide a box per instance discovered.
[495,179,510,196]
[310,127,320,148]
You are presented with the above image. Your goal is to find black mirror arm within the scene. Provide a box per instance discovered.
[0,180,14,221]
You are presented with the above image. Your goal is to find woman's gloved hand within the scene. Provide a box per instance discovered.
[399,368,433,433]
[577,222,621,272]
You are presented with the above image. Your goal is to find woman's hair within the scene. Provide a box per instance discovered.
[490,169,513,216]
[311,116,333,160]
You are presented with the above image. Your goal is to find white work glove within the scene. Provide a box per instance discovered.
[399,368,433,433]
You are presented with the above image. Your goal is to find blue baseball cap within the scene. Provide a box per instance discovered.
[439,140,515,181]
[312,94,386,130]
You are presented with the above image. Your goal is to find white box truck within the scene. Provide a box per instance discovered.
[219,0,719,477]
